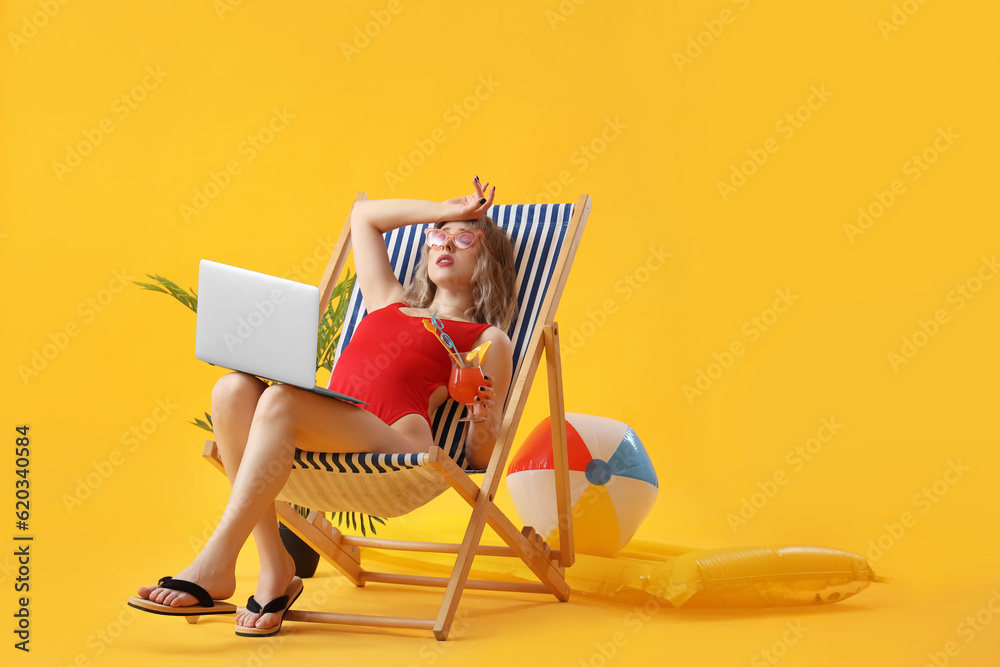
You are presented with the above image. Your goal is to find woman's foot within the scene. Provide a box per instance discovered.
[136,559,237,609]
[236,553,298,632]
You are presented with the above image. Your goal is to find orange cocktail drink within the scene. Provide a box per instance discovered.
[448,354,487,422]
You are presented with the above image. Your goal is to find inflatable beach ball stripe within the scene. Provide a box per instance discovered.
[506,414,658,557]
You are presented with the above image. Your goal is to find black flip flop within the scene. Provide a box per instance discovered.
[235,576,304,637]
[128,576,237,616]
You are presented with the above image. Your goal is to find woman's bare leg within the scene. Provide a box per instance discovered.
[200,382,427,629]
[137,377,428,630]
[136,372,284,624]
[211,372,296,631]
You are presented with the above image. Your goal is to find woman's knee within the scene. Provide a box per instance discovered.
[252,383,299,424]
[211,372,268,418]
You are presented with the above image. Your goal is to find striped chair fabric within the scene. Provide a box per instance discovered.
[276,202,575,517]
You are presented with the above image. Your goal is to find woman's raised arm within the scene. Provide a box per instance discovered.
[350,178,495,310]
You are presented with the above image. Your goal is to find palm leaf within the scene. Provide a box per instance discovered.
[189,412,214,433]
[133,274,198,313]
[317,270,356,372]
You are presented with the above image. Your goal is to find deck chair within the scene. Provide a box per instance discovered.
[200,193,592,639]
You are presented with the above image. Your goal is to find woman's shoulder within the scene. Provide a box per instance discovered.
[474,324,512,348]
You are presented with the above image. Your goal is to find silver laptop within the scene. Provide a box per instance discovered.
[195,259,365,404]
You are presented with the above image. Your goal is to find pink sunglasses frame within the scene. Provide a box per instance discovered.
[424,227,497,260]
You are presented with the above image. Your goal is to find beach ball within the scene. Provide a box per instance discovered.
[506,414,658,557]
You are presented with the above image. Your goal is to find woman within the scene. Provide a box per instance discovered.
[129,177,517,636]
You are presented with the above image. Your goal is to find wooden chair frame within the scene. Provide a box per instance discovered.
[200,193,591,639]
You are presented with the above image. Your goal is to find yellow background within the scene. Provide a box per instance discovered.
[3,1,998,665]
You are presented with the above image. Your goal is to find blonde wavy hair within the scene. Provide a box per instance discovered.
[401,216,518,331]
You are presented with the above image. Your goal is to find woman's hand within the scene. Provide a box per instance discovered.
[463,329,512,470]
[441,175,496,221]
[471,374,496,422]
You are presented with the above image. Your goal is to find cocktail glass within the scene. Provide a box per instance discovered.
[449,353,487,423]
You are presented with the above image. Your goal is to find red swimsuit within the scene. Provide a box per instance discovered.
[326,303,490,427]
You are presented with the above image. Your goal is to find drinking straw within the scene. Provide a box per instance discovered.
[422,315,465,367]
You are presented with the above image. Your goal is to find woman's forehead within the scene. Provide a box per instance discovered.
[440,222,472,232]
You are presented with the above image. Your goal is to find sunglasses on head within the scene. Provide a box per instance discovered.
[424,227,497,259]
